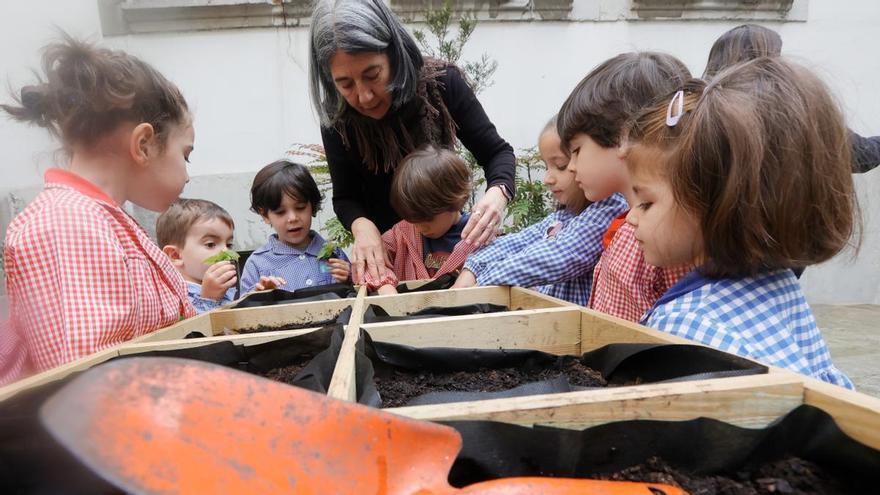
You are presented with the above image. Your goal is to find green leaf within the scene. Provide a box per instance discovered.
[317,241,338,260]
[321,216,354,249]
[203,250,240,265]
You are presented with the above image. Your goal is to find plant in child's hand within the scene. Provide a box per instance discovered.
[317,242,350,282]
[317,242,338,261]
[202,250,240,300]
[203,250,240,264]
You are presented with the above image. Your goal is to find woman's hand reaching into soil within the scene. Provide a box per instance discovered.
[350,217,390,284]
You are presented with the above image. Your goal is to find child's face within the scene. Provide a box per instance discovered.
[539,130,581,208]
[131,120,194,212]
[177,217,234,284]
[625,148,702,268]
[263,194,314,249]
[412,211,461,240]
[566,133,628,203]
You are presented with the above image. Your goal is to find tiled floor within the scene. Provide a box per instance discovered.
[813,304,880,397]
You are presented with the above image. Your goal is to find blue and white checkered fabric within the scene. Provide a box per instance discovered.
[642,269,854,389]
[464,194,627,306]
[241,231,348,293]
[186,282,235,314]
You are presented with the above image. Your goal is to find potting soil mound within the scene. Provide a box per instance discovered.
[597,456,849,495]
[259,352,318,385]
[376,361,606,408]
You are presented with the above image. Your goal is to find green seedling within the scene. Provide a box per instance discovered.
[317,242,338,261]
[203,250,240,265]
[203,250,242,299]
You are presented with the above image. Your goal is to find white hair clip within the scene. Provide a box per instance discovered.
[666,90,685,127]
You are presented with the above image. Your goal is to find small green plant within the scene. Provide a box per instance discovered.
[322,217,355,248]
[203,250,240,265]
[317,241,339,261]
[505,147,553,234]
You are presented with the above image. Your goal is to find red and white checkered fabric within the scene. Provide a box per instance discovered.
[3,169,195,376]
[362,220,477,290]
[0,319,26,386]
[589,221,692,322]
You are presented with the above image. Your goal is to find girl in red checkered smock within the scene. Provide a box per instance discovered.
[0,34,196,382]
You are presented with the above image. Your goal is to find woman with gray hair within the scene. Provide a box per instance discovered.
[309,0,516,284]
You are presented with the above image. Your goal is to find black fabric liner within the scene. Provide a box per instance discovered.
[345,330,767,407]
[362,302,509,323]
[394,273,458,294]
[0,324,348,493]
[227,282,356,309]
[443,404,880,491]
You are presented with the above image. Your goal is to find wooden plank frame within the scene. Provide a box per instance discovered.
[334,295,880,451]
[1,286,878,456]
[393,373,806,430]
[327,286,368,401]
[0,347,121,402]
[128,285,565,343]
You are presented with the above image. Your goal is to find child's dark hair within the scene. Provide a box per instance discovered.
[250,160,322,217]
[626,57,858,277]
[557,52,691,152]
[703,24,782,79]
[156,198,235,248]
[390,145,471,222]
[1,33,189,150]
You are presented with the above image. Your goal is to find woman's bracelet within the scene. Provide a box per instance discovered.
[491,184,513,202]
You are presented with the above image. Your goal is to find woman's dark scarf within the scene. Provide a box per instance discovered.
[334,58,459,174]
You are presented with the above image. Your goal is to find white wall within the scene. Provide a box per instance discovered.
[1,0,879,303]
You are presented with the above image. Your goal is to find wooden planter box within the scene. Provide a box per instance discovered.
[322,291,880,453]
[1,285,878,457]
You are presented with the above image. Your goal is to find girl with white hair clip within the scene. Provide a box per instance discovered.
[309,0,516,284]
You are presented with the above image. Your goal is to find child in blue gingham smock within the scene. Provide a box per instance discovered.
[622,59,856,388]
[642,269,852,388]
[241,160,350,293]
[454,118,627,305]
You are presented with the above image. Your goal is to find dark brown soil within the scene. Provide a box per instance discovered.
[596,456,851,495]
[376,360,606,408]
[258,352,317,385]
[235,313,341,334]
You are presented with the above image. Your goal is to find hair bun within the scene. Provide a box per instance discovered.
[20,85,47,113]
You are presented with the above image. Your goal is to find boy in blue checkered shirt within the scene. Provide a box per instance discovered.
[623,58,855,388]
[241,160,351,293]
[453,117,627,305]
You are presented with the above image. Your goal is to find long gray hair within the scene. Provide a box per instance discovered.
[309,0,423,128]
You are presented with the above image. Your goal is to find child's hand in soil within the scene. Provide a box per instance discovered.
[201,261,237,300]
[376,284,398,295]
[255,276,286,291]
[327,258,351,283]
[451,269,477,289]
